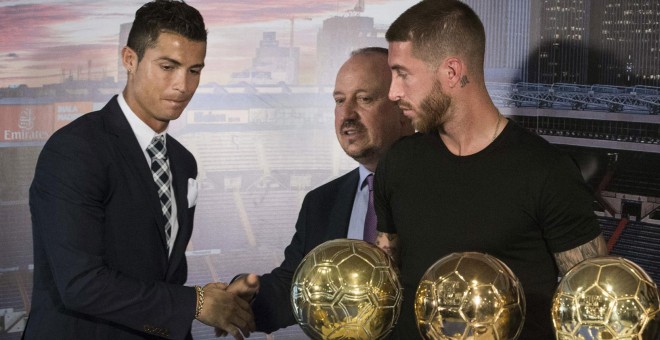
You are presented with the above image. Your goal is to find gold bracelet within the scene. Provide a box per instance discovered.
[194,285,204,319]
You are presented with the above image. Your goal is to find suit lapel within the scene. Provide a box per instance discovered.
[326,168,360,240]
[102,97,170,254]
[166,137,190,277]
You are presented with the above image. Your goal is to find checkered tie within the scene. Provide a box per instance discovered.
[363,174,377,244]
[147,135,172,248]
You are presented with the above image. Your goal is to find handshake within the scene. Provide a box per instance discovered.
[195,273,260,339]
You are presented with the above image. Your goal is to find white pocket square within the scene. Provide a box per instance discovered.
[187,178,199,208]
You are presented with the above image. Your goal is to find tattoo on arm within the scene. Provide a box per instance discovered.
[375,232,400,268]
[553,235,608,275]
[460,75,470,88]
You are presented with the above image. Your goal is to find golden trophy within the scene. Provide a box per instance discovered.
[291,239,402,339]
[415,252,526,339]
[552,256,660,339]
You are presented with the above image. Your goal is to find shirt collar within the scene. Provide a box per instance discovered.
[117,93,168,152]
[358,164,373,191]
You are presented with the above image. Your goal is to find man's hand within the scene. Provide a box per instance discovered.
[215,274,260,337]
[375,232,400,268]
[227,273,260,302]
[196,282,255,340]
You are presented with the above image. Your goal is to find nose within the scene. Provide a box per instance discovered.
[172,70,191,94]
[389,77,402,102]
[336,98,358,119]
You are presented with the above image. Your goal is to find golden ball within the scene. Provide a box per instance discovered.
[291,239,402,339]
[552,256,660,339]
[415,252,526,339]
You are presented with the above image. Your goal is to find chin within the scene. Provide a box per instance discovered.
[345,149,365,160]
[162,110,185,121]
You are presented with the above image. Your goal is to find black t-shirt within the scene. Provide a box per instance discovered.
[375,120,601,339]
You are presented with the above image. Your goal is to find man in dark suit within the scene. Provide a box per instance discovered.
[228,47,415,334]
[24,1,257,339]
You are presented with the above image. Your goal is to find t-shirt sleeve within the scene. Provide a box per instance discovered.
[539,153,602,253]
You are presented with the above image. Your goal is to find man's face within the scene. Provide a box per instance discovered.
[333,53,408,170]
[388,41,451,133]
[123,31,206,132]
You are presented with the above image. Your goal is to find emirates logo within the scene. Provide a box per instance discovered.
[18,108,34,130]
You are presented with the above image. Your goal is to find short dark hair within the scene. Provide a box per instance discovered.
[351,47,388,57]
[127,0,207,61]
[386,0,485,72]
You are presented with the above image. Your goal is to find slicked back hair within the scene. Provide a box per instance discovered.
[127,0,207,61]
[386,0,485,74]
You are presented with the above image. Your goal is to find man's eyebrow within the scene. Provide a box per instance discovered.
[333,89,372,96]
[156,57,204,69]
[156,57,181,65]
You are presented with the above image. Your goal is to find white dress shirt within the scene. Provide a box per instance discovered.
[118,93,179,256]
[346,164,373,240]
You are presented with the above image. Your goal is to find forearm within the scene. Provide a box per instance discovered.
[251,267,298,332]
[375,232,400,268]
[250,206,309,332]
[553,234,608,275]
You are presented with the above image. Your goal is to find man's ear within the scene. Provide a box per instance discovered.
[121,46,137,74]
[438,57,463,89]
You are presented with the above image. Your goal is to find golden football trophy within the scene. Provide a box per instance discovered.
[552,256,660,339]
[291,239,402,339]
[415,252,526,339]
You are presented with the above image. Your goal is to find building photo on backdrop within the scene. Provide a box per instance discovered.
[1,0,659,339]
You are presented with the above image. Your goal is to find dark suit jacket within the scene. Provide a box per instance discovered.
[24,96,198,340]
[252,168,359,333]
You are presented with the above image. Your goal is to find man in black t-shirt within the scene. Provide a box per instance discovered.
[375,1,608,339]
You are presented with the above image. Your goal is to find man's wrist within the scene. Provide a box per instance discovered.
[194,285,204,320]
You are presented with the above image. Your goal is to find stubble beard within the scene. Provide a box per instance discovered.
[415,80,452,133]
